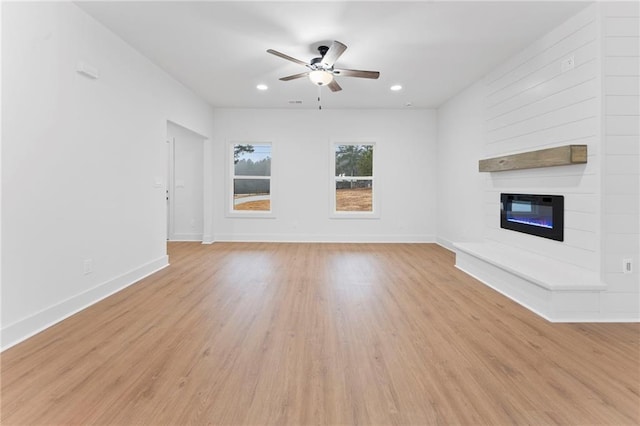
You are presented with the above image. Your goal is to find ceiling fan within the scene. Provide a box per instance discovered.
[267,41,380,92]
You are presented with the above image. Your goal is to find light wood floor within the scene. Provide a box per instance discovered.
[2,242,639,425]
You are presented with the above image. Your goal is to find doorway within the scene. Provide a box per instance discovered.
[166,121,204,241]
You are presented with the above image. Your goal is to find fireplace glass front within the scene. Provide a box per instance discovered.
[500,193,564,241]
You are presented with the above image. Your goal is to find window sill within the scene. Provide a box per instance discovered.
[226,211,276,219]
[330,211,380,220]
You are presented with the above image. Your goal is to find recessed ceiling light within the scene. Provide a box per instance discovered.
[390,85,402,91]
[256,84,268,91]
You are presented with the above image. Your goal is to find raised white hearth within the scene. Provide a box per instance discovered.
[454,242,606,322]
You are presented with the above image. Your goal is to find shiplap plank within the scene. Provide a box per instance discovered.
[565,194,600,213]
[606,234,640,253]
[487,79,597,131]
[605,213,640,234]
[605,57,640,76]
[487,174,598,193]
[605,155,640,174]
[603,2,639,18]
[606,95,640,115]
[605,135,640,155]
[486,117,597,152]
[565,211,597,232]
[486,22,596,96]
[604,173,640,194]
[485,230,599,271]
[605,115,640,135]
[487,46,597,108]
[605,37,640,57]
[605,76,640,95]
[565,228,598,251]
[605,17,640,37]
[487,64,597,121]
[487,98,597,142]
[604,195,640,214]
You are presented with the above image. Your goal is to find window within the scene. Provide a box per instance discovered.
[331,143,378,217]
[230,143,272,215]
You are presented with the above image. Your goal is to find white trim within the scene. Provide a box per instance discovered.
[435,237,457,252]
[213,233,436,243]
[226,141,275,218]
[167,136,175,240]
[1,255,169,351]
[329,141,380,219]
[170,233,204,242]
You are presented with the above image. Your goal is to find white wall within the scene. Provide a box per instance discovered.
[436,81,486,250]
[210,108,437,242]
[438,3,639,320]
[600,2,640,317]
[1,2,215,349]
[482,4,600,272]
[439,4,601,269]
[167,121,204,241]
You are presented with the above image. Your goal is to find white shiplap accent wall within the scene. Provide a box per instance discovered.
[482,4,600,273]
[601,1,640,319]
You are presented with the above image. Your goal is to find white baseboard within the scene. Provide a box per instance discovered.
[213,233,436,243]
[1,255,169,351]
[168,233,202,242]
[435,237,456,252]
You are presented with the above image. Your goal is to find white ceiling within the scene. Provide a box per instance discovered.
[76,1,590,110]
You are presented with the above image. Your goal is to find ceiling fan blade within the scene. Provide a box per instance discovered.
[279,72,309,81]
[321,41,347,67]
[333,69,380,79]
[267,49,308,67]
[327,80,342,92]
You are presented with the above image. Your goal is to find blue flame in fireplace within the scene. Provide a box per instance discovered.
[507,216,553,229]
[506,200,553,229]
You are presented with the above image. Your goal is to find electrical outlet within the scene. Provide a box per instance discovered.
[623,258,633,274]
[561,55,575,72]
[83,258,93,275]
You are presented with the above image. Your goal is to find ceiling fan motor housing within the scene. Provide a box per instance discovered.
[267,40,380,93]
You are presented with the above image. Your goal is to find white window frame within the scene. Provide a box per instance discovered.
[226,141,275,218]
[329,141,379,219]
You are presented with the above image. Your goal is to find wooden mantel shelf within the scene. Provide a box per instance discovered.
[479,145,587,172]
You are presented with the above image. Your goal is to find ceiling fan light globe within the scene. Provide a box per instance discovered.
[308,70,334,86]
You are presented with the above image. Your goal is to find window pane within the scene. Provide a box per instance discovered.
[335,144,373,177]
[335,179,373,212]
[234,144,271,176]
[234,179,270,211]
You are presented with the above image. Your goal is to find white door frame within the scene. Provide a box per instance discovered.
[166,136,175,241]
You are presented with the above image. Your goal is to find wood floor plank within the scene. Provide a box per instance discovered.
[1,242,639,425]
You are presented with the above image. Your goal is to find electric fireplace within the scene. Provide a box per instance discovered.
[500,193,564,241]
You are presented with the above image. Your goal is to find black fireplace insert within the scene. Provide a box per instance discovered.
[500,193,564,241]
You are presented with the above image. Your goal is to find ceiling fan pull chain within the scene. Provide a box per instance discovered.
[318,87,322,110]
